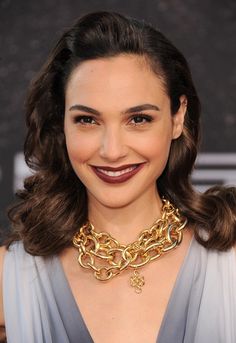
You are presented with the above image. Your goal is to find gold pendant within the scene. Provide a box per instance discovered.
[130,269,145,294]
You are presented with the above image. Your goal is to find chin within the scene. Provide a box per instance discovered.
[105,200,133,209]
[88,192,136,209]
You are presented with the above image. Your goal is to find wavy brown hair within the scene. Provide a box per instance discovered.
[4,11,236,255]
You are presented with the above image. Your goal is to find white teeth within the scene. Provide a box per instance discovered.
[97,165,137,177]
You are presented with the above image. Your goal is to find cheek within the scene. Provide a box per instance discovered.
[65,131,97,165]
[136,130,172,161]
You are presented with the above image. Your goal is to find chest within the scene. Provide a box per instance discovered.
[59,230,193,342]
[65,265,178,343]
[81,303,162,343]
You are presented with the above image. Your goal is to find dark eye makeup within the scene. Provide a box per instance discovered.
[72,114,154,126]
[129,114,153,124]
[73,116,96,124]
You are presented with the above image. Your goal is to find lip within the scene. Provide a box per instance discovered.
[91,163,141,171]
[91,163,146,184]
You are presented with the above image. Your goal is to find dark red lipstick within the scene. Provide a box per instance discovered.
[91,163,145,184]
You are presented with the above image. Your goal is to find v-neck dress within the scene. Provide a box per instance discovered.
[3,237,236,343]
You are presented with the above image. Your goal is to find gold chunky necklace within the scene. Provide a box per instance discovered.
[72,198,187,293]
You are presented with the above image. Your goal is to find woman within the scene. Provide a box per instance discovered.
[0,10,236,343]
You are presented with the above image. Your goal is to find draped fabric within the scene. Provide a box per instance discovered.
[3,238,236,343]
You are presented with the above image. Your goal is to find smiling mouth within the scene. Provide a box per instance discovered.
[95,165,138,177]
[90,163,145,183]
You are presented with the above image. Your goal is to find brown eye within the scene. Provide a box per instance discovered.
[130,114,153,125]
[73,116,97,125]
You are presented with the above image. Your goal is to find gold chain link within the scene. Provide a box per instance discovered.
[72,198,187,293]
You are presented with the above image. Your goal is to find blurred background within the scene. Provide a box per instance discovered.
[0,0,236,237]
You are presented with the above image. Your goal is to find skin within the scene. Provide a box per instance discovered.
[64,54,187,243]
[0,54,234,343]
[60,54,191,342]
[0,54,189,342]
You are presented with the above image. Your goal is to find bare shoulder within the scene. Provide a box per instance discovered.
[0,246,7,326]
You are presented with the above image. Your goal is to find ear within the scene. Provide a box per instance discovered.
[172,95,187,140]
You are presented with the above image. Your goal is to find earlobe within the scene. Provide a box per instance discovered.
[172,95,187,139]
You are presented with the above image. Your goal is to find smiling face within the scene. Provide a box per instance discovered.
[64,54,186,209]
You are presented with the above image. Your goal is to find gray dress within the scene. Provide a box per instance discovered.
[3,237,236,343]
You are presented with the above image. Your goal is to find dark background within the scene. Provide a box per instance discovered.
[0,0,236,235]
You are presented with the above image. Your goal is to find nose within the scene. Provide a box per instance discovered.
[99,126,127,161]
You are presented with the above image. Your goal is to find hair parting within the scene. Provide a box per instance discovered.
[3,11,236,255]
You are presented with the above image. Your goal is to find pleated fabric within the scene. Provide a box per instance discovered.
[3,237,236,343]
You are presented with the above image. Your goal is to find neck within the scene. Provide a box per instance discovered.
[87,188,163,244]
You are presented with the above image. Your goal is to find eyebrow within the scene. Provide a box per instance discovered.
[68,103,160,115]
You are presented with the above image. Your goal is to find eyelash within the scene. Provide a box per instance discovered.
[73,116,95,125]
[73,114,153,126]
[130,114,154,125]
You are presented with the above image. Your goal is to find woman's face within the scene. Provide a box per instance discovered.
[64,54,186,208]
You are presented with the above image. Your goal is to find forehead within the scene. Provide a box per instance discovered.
[65,54,168,108]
